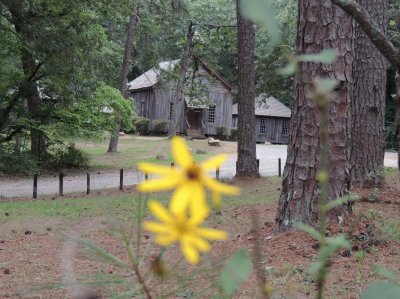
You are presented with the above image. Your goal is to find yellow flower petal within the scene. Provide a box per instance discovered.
[195,227,228,240]
[148,200,173,224]
[185,235,210,252]
[155,234,177,246]
[202,177,240,196]
[138,162,177,176]
[137,177,180,192]
[180,239,200,265]
[143,221,172,234]
[172,136,193,169]
[211,192,221,209]
[189,195,209,226]
[170,181,205,215]
[200,154,227,171]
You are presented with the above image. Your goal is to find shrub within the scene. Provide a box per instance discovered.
[215,126,227,140]
[0,144,38,176]
[152,119,169,135]
[43,143,91,170]
[134,117,150,136]
[230,128,238,141]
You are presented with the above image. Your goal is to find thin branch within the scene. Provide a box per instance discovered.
[330,0,400,70]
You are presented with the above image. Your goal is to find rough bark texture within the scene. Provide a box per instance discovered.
[108,7,139,153]
[350,0,387,186]
[8,1,45,160]
[275,0,353,231]
[169,21,194,137]
[235,0,259,178]
[330,0,400,170]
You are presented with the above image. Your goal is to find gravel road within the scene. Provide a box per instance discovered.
[0,144,398,199]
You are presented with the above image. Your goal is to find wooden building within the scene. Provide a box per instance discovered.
[232,94,291,144]
[127,58,233,138]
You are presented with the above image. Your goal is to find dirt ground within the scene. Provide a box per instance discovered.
[0,174,399,298]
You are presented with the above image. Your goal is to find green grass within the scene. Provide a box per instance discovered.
[72,135,222,170]
[0,177,282,226]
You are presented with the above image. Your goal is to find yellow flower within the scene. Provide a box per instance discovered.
[137,136,239,211]
[143,198,228,265]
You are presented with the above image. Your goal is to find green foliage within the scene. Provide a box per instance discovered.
[220,249,253,297]
[229,128,238,141]
[362,282,400,299]
[152,119,169,135]
[134,117,150,136]
[241,0,281,47]
[215,126,227,140]
[42,143,91,170]
[0,144,38,176]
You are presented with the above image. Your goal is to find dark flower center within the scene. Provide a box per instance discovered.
[187,165,200,180]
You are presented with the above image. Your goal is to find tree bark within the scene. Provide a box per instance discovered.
[108,6,139,153]
[169,21,195,137]
[7,1,45,160]
[329,0,400,170]
[275,0,353,231]
[235,0,259,178]
[350,0,387,187]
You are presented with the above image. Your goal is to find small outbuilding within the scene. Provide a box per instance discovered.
[127,57,233,138]
[232,94,291,144]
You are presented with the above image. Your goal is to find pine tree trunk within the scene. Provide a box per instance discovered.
[275,0,353,231]
[396,72,400,169]
[8,2,45,160]
[169,21,194,137]
[108,7,138,153]
[235,0,259,178]
[350,0,387,187]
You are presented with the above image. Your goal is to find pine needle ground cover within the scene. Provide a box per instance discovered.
[0,172,399,298]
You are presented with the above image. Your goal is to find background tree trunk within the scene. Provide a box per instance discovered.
[235,0,259,178]
[275,0,353,231]
[350,0,387,187]
[169,21,194,137]
[108,6,139,153]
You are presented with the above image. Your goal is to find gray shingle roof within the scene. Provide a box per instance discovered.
[232,94,291,118]
[127,61,178,91]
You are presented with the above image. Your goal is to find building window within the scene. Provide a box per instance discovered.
[141,101,145,116]
[208,106,216,123]
[282,119,289,136]
[232,116,237,128]
[169,102,174,120]
[260,118,267,134]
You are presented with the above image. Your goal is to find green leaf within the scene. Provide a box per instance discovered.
[79,239,131,270]
[322,194,357,212]
[240,0,281,47]
[277,61,297,75]
[297,49,338,64]
[326,235,351,249]
[220,249,253,296]
[296,223,323,242]
[313,78,339,95]
[372,265,398,282]
[362,282,400,299]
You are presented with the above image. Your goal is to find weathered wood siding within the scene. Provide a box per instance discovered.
[130,64,233,136]
[232,115,290,144]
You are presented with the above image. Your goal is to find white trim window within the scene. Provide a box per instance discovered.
[260,117,267,134]
[208,106,216,123]
[282,119,289,136]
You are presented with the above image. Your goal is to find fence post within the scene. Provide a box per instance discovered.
[59,173,64,196]
[33,173,38,199]
[216,166,220,180]
[278,158,282,177]
[119,169,124,191]
[87,172,90,195]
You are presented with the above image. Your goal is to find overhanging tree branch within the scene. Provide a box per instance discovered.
[330,0,400,70]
